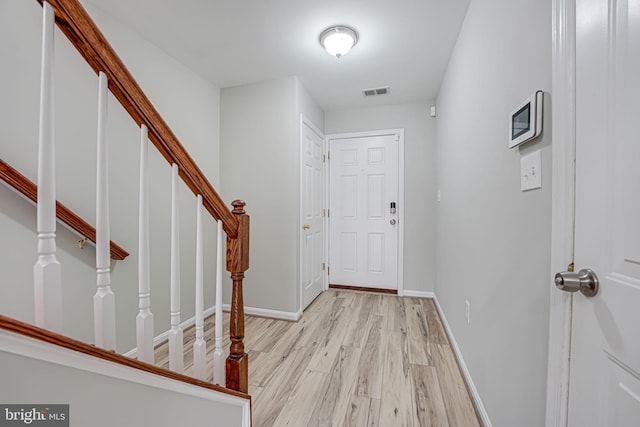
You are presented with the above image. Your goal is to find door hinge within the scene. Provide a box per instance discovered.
[322,208,326,217]
[322,262,326,271]
[327,209,330,217]
[568,262,574,272]
[322,154,326,163]
[327,152,330,161]
[327,266,330,275]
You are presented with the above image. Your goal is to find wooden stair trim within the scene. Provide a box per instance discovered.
[0,158,129,261]
[0,314,251,401]
[36,0,239,238]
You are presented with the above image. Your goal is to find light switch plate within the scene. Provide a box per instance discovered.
[521,150,542,191]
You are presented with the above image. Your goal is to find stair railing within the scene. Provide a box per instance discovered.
[32,0,249,392]
[0,158,129,261]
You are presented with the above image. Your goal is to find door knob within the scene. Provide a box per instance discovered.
[554,268,599,297]
[390,219,397,225]
[303,224,311,230]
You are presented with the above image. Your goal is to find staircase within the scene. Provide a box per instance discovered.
[1,0,251,424]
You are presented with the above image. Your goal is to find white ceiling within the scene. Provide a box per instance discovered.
[87,0,470,111]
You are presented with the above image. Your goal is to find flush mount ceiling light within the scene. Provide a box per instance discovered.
[319,26,359,58]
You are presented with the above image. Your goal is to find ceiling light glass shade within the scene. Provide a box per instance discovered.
[320,26,359,58]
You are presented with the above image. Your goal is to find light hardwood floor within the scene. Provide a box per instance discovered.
[155,290,481,427]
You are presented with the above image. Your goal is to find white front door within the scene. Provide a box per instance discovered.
[567,0,640,424]
[328,132,400,290]
[301,119,325,309]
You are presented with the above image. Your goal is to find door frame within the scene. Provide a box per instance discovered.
[325,129,405,295]
[299,115,326,312]
[546,0,576,425]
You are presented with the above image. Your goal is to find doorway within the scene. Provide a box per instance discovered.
[300,116,325,309]
[327,129,404,292]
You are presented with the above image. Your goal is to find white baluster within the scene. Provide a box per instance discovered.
[34,1,62,332]
[213,220,225,385]
[136,125,154,363]
[193,195,206,380]
[94,71,116,350]
[168,164,184,372]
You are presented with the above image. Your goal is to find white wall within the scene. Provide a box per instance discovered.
[0,0,221,352]
[296,79,324,137]
[220,76,324,315]
[220,77,298,313]
[435,0,552,426]
[325,102,437,293]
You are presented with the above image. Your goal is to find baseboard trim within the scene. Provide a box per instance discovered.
[433,296,493,427]
[222,304,302,321]
[123,306,216,358]
[402,290,435,298]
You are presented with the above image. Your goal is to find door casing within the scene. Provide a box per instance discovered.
[546,0,577,425]
[325,129,405,295]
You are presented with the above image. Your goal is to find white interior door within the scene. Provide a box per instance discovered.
[301,119,325,309]
[328,132,399,290]
[567,0,640,424]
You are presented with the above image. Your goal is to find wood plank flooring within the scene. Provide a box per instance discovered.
[154,290,481,427]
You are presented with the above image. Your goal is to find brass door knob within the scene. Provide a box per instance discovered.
[303,224,311,230]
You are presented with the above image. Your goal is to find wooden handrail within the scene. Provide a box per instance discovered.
[37,0,238,238]
[0,158,129,261]
[0,314,251,401]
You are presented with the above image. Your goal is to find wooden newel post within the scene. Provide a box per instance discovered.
[226,200,250,392]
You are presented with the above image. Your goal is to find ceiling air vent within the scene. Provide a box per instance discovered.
[362,86,390,97]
